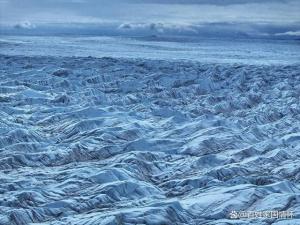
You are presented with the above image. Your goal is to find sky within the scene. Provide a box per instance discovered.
[0,0,300,38]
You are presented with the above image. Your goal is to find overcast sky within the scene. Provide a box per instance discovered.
[0,0,299,37]
[1,0,299,24]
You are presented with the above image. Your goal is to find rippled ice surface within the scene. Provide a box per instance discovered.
[0,36,300,225]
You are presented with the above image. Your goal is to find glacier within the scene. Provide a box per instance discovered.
[0,36,300,225]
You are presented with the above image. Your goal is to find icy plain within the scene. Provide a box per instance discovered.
[0,36,300,225]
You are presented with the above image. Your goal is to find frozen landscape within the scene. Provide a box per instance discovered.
[1,0,300,224]
[0,35,300,225]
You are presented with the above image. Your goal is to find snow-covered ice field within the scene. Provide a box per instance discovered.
[1,36,300,64]
[0,36,300,225]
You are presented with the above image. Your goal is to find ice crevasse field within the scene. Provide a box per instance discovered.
[0,34,300,225]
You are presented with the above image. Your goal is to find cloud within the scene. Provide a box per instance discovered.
[118,22,198,34]
[2,19,300,40]
[1,0,299,25]
[129,0,289,5]
[1,0,299,40]
[117,21,300,39]
[275,30,300,36]
[13,21,36,29]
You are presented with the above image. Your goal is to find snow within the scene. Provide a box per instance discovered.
[0,36,300,225]
[1,36,300,65]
